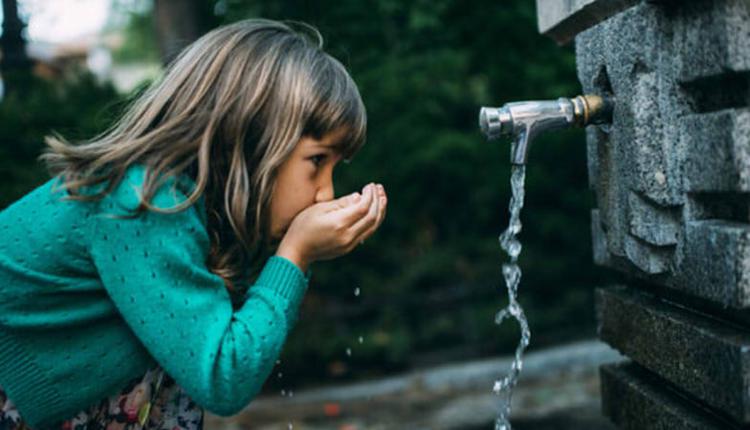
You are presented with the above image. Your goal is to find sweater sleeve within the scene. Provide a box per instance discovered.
[87,166,309,416]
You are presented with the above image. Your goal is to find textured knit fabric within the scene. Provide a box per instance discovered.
[0,163,310,429]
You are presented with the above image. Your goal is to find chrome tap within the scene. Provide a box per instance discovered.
[479,94,613,164]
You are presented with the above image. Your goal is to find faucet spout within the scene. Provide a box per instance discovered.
[479,94,613,165]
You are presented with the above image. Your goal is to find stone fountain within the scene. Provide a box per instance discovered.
[537,0,750,428]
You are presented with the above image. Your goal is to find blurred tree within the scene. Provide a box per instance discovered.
[0,0,32,96]
[110,0,160,64]
[153,0,204,65]
[0,72,122,207]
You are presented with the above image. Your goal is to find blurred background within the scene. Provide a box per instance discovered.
[0,0,622,428]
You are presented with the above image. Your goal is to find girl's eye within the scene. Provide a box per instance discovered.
[310,154,326,167]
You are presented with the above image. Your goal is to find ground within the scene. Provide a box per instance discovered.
[205,340,619,430]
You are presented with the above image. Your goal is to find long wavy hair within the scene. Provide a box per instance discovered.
[38,19,367,294]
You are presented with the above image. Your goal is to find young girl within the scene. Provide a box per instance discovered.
[0,18,387,430]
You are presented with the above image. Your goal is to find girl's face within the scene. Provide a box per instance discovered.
[269,129,346,241]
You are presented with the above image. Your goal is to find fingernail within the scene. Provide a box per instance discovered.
[351,192,361,201]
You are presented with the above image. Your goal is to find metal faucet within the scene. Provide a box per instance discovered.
[479,95,614,164]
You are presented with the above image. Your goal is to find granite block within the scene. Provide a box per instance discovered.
[600,361,740,429]
[596,285,750,422]
[536,0,640,45]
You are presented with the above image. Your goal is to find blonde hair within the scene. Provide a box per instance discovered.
[39,18,367,293]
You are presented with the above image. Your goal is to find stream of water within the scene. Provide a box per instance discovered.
[493,164,530,430]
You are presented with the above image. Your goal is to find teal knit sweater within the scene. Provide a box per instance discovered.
[0,164,310,429]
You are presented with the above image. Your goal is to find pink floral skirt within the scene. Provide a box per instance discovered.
[0,366,203,430]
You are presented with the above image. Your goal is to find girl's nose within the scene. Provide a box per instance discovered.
[315,177,335,203]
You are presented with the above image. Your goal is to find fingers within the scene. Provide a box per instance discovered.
[336,183,376,225]
[350,184,379,235]
[350,184,387,244]
[321,190,363,212]
[355,185,388,244]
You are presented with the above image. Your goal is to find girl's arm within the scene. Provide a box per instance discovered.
[88,166,307,416]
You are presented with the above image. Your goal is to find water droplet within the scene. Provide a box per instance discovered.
[509,218,522,235]
[502,264,521,287]
[507,240,522,259]
[495,308,509,325]
[354,287,360,296]
[281,389,286,396]
[509,301,521,316]
[278,372,283,378]
[358,336,364,344]
[288,422,294,430]
[346,348,352,356]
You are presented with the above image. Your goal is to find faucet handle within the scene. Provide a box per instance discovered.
[479,106,513,140]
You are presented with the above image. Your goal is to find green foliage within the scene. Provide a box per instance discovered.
[110,10,160,63]
[0,71,122,207]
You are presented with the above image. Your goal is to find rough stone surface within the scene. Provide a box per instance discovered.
[600,361,739,430]
[575,0,750,308]
[536,0,640,45]
[596,285,750,423]
[682,109,750,193]
[677,220,750,306]
[537,1,750,428]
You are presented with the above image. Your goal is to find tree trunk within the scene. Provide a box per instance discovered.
[153,0,205,66]
[1,0,32,96]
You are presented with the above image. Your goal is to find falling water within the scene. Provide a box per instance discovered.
[493,164,530,430]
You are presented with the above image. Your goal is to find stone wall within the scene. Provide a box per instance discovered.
[536,0,750,428]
